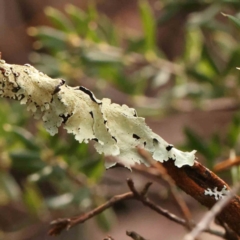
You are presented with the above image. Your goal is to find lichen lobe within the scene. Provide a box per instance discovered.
[0,61,197,169]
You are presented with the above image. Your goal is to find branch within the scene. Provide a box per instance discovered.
[48,179,224,238]
[126,231,148,240]
[48,191,133,236]
[183,182,240,240]
[138,148,192,229]
[162,160,240,236]
[1,61,240,236]
[0,60,196,169]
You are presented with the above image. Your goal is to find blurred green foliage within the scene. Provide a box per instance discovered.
[2,0,240,238]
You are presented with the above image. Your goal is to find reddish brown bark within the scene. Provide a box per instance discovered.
[162,160,240,236]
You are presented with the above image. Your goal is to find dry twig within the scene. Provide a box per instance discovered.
[48,179,223,238]
[103,236,115,240]
[126,230,148,240]
[138,148,192,229]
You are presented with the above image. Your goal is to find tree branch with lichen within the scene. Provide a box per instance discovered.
[1,58,240,237]
[0,59,196,169]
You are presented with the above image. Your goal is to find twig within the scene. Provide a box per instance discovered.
[183,182,240,240]
[138,148,192,229]
[48,178,224,238]
[103,236,115,240]
[126,230,148,240]
[126,179,186,226]
[48,191,133,236]
[127,179,223,237]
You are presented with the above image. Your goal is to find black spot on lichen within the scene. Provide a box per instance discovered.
[133,110,137,117]
[133,134,140,140]
[79,86,101,104]
[89,111,94,119]
[166,145,173,151]
[153,138,159,144]
[18,94,24,100]
[12,86,20,93]
[59,113,73,124]
[13,72,20,77]
[52,79,65,95]
[104,120,107,124]
[112,136,117,142]
[144,141,146,147]
[92,138,99,142]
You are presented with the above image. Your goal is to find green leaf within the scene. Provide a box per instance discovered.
[184,128,212,160]
[222,12,240,29]
[201,45,219,75]
[23,182,45,216]
[10,150,45,173]
[45,7,74,32]
[157,5,180,25]
[10,126,40,151]
[28,26,67,51]
[209,134,221,158]
[85,3,100,42]
[80,157,104,181]
[186,68,214,84]
[139,0,156,53]
[96,208,115,232]
[227,114,240,148]
[65,4,89,36]
[224,48,240,74]
[187,4,221,28]
[97,15,119,45]
[0,171,21,201]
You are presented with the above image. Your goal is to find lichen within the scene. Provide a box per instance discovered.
[0,60,197,169]
[204,186,229,200]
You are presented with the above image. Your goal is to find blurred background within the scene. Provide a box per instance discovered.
[1,0,240,239]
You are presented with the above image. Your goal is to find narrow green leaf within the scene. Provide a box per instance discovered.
[45,7,74,32]
[96,208,116,232]
[184,128,212,160]
[86,3,100,42]
[10,126,40,151]
[202,45,219,75]
[0,171,21,201]
[28,26,67,51]
[23,182,45,216]
[139,0,156,53]
[65,4,89,36]
[222,12,240,29]
[186,68,214,84]
[227,114,240,147]
[10,150,45,173]
[224,48,240,75]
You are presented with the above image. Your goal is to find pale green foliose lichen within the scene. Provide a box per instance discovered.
[204,186,229,200]
[0,60,197,169]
